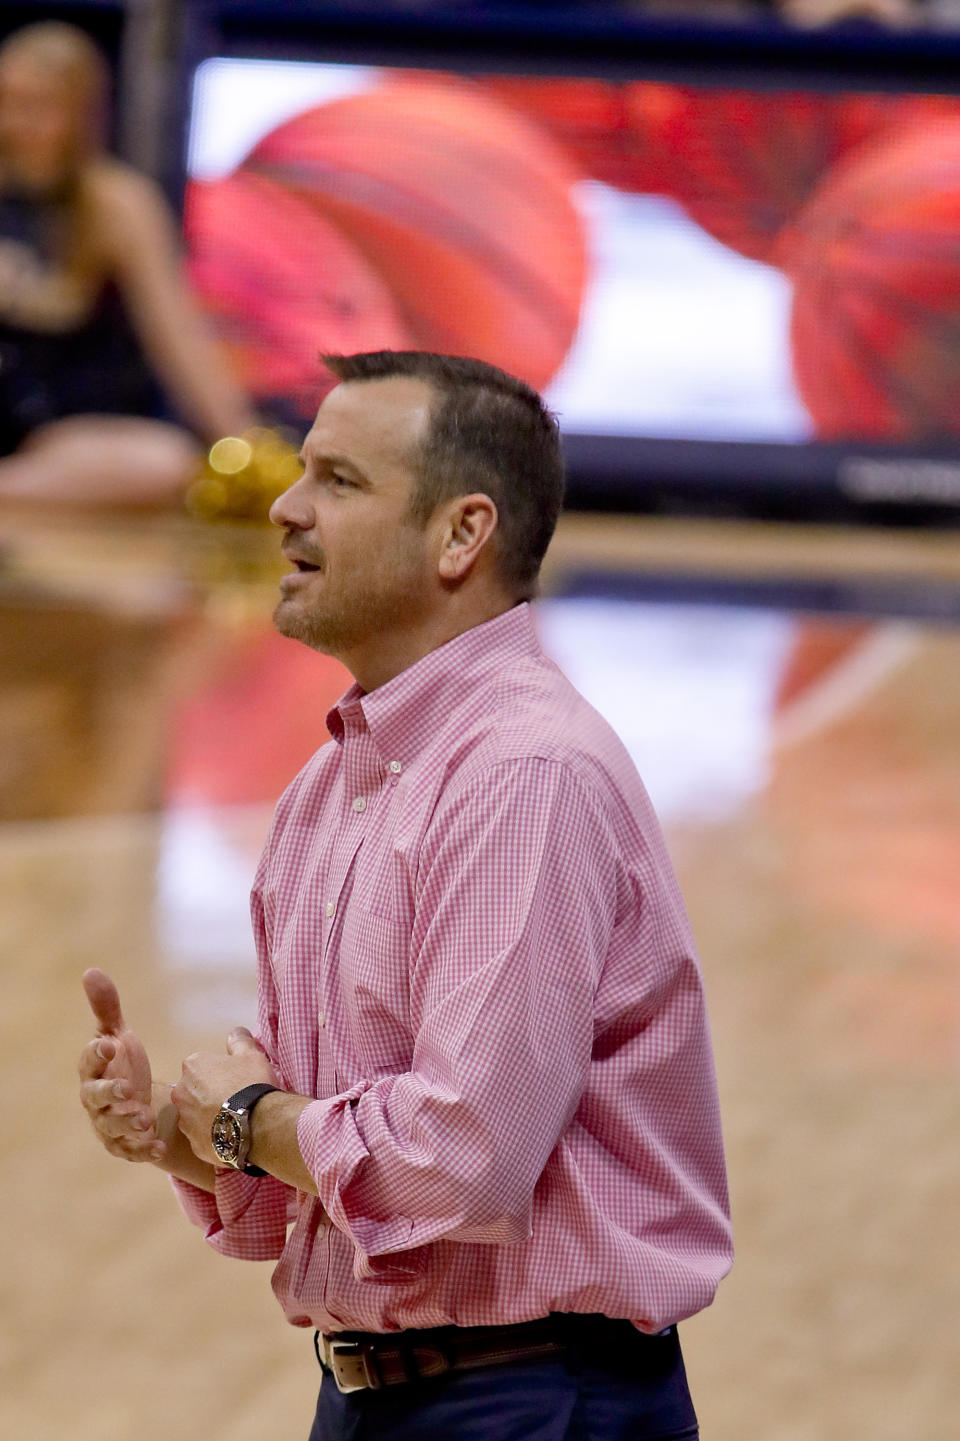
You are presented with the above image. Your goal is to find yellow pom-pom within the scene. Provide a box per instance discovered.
[186,426,303,523]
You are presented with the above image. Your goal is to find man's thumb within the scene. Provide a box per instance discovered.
[226,1027,260,1054]
[82,968,125,1035]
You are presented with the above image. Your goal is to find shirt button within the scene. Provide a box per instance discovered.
[352,796,367,813]
[325,900,334,918]
[319,1010,327,1028]
[389,760,402,774]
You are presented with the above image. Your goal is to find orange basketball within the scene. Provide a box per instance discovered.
[243,73,587,393]
[782,119,960,440]
[184,169,411,415]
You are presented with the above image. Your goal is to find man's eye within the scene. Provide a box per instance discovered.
[331,473,353,488]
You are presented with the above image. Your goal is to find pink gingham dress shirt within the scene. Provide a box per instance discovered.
[174,602,733,1335]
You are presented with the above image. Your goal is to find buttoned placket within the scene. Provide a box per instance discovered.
[319,898,336,1032]
[314,709,384,1086]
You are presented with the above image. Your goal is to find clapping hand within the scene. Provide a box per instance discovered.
[172,1029,280,1165]
[78,968,165,1163]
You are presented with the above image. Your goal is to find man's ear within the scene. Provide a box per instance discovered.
[437,493,499,582]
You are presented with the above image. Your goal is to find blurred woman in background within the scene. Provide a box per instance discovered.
[0,21,253,507]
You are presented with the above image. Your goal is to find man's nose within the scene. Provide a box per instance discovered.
[269,475,313,530]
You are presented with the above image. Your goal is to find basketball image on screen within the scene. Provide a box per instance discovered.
[783,118,960,441]
[185,60,960,448]
[185,69,587,423]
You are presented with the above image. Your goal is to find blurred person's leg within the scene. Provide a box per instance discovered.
[0,414,200,508]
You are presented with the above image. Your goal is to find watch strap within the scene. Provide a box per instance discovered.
[226,1082,280,1114]
[223,1082,280,1176]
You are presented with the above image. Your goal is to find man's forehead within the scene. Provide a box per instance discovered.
[308,375,435,459]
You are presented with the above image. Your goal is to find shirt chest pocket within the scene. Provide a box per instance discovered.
[340,907,414,1076]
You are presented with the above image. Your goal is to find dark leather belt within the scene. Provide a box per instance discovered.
[314,1315,672,1394]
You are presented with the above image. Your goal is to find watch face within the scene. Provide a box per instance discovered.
[211,1108,243,1166]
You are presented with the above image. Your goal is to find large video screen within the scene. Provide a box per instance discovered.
[184,56,960,515]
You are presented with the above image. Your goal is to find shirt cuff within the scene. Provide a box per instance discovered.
[297,1092,419,1279]
[170,1169,291,1261]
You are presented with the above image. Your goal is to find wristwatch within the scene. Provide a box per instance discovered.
[210,1082,280,1176]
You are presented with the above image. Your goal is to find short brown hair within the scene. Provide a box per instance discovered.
[320,351,565,597]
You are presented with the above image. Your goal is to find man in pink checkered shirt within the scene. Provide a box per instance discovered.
[80,351,732,1440]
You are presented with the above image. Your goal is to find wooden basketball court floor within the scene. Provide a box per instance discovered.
[1,508,958,1441]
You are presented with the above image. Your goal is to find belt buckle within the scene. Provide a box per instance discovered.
[326,1337,381,1393]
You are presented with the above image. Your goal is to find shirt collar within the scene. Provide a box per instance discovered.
[324,603,540,763]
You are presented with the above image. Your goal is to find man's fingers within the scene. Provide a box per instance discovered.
[81,1078,125,1113]
[81,968,126,1035]
[78,981,159,1166]
[77,1039,110,1082]
[80,1078,141,1115]
[103,1134,158,1163]
[77,1034,124,1085]
[86,1102,155,1141]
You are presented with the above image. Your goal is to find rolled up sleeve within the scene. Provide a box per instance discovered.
[170,1171,293,1261]
[296,759,618,1265]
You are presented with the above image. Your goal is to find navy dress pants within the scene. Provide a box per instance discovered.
[308,1318,699,1441]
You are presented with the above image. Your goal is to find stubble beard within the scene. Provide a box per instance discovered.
[273,585,371,655]
[273,539,427,659]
